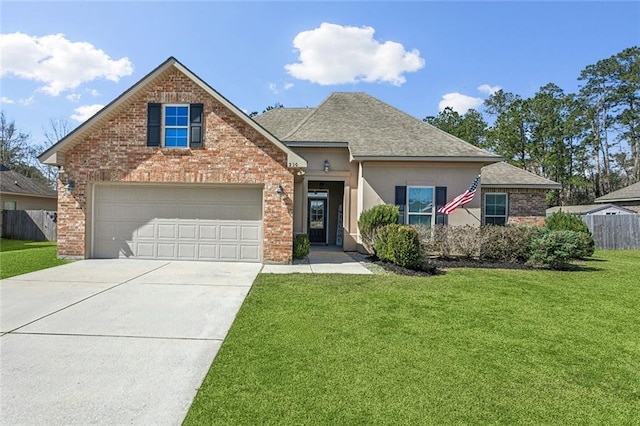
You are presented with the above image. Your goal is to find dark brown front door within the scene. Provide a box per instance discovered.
[308,198,327,244]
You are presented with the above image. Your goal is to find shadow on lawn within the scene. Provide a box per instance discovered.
[0,239,55,253]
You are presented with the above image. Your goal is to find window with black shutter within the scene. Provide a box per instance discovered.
[146,103,204,148]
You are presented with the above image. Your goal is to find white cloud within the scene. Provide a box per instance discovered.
[0,96,14,104]
[88,88,100,97]
[70,104,103,122]
[438,92,483,113]
[268,82,294,95]
[0,32,133,96]
[478,84,501,95]
[285,22,425,86]
[66,93,81,102]
[18,96,34,106]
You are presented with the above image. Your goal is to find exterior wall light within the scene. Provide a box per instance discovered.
[275,184,283,199]
[324,160,330,173]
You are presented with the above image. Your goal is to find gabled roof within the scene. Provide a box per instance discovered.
[0,164,57,198]
[594,181,640,203]
[38,57,306,168]
[481,162,561,189]
[546,203,637,216]
[256,92,502,162]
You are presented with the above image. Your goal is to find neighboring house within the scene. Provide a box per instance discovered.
[594,182,640,214]
[547,204,637,216]
[480,162,560,226]
[39,57,557,263]
[0,163,57,228]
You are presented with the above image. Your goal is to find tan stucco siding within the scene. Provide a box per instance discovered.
[360,162,483,227]
[290,147,359,249]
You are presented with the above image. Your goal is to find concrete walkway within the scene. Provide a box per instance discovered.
[0,260,261,425]
[262,246,372,274]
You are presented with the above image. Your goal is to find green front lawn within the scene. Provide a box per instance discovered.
[185,250,640,425]
[0,239,68,279]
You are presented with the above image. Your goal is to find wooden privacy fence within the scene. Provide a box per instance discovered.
[1,210,57,242]
[582,215,640,250]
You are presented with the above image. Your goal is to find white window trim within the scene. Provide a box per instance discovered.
[406,186,435,226]
[162,104,190,148]
[484,192,508,225]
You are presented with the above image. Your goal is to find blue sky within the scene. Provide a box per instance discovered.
[1,1,639,148]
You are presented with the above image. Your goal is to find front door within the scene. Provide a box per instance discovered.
[308,198,327,244]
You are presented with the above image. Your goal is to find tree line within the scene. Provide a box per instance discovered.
[425,46,639,206]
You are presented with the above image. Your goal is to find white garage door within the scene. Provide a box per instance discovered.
[93,185,262,262]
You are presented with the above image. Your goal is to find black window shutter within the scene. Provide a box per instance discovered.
[189,104,204,148]
[147,103,161,147]
[395,186,406,224]
[435,186,448,225]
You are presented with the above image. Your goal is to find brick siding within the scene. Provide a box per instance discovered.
[482,187,547,227]
[58,68,294,263]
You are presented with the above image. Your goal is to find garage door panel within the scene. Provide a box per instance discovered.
[199,225,218,240]
[178,225,196,239]
[93,186,262,262]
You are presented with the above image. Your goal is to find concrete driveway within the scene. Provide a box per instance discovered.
[0,259,261,425]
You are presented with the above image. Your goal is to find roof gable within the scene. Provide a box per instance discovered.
[263,92,501,161]
[0,164,57,198]
[38,57,305,168]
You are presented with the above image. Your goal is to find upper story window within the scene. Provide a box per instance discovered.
[147,103,203,148]
[164,105,189,147]
[407,186,434,226]
[484,193,508,225]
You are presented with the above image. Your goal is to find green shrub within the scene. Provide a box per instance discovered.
[374,224,397,262]
[358,204,399,253]
[293,234,310,259]
[545,210,594,258]
[527,230,586,269]
[374,224,421,269]
[545,210,590,233]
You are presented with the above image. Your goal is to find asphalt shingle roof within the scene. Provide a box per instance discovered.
[594,182,640,203]
[256,92,501,160]
[254,108,315,139]
[481,162,561,188]
[0,164,57,198]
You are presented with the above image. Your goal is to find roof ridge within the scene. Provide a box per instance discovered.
[281,93,336,140]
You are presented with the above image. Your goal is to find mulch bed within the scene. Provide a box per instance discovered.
[368,256,530,276]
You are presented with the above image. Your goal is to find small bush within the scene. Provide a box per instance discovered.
[416,224,452,258]
[374,223,397,262]
[375,224,421,269]
[358,204,399,253]
[449,225,481,258]
[545,210,590,233]
[293,234,310,259]
[527,230,586,269]
[545,210,594,258]
[479,225,540,263]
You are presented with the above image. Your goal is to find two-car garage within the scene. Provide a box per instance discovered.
[91,185,263,262]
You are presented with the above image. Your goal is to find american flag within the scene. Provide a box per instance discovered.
[438,175,481,215]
